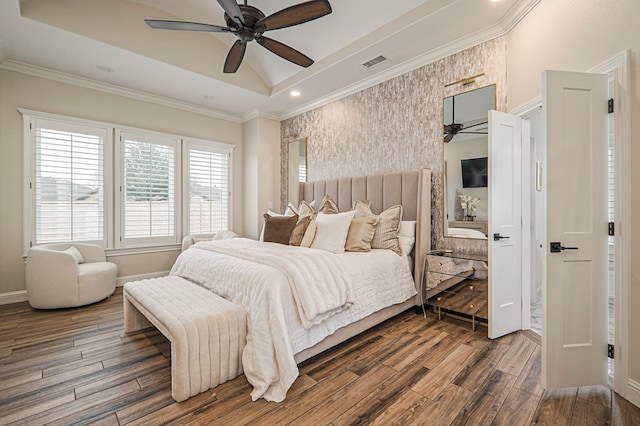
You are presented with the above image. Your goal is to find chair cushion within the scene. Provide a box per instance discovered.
[78,262,117,305]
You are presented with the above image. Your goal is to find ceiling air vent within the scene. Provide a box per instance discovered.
[361,55,387,69]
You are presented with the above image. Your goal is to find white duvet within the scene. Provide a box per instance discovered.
[169,237,416,402]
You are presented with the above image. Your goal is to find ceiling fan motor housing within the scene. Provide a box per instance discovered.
[226,5,265,42]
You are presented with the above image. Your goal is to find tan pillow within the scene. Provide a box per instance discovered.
[354,202,403,255]
[345,216,379,252]
[300,219,317,248]
[318,194,339,214]
[289,215,313,246]
[287,200,315,219]
[263,213,298,245]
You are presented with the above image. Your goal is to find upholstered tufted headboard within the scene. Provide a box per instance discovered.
[299,169,432,296]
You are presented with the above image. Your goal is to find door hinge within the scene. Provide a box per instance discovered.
[608,98,614,113]
[608,344,614,359]
[608,222,615,236]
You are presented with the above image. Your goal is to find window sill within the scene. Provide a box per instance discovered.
[105,244,182,257]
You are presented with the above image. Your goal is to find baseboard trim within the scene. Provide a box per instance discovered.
[116,271,170,287]
[0,290,28,305]
[626,379,640,408]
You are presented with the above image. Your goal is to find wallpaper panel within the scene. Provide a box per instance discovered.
[281,36,507,255]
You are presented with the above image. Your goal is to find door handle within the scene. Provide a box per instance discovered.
[550,242,579,253]
[493,233,510,241]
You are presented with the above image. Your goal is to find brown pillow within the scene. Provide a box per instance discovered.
[319,194,339,214]
[289,215,313,246]
[263,213,298,245]
[345,216,379,252]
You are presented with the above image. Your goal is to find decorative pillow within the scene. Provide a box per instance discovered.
[354,202,403,255]
[64,246,85,264]
[263,213,298,245]
[318,195,339,214]
[300,218,317,248]
[345,216,379,252]
[310,211,354,253]
[353,200,372,217]
[288,200,315,219]
[398,220,416,256]
[192,236,213,243]
[289,215,313,246]
[259,209,294,241]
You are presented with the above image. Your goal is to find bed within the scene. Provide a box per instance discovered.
[170,168,432,402]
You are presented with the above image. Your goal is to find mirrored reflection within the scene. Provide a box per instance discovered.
[288,138,307,206]
[443,85,495,240]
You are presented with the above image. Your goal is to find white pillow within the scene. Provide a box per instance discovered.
[398,220,416,256]
[310,211,354,254]
[64,246,85,264]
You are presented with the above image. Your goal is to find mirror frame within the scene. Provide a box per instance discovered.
[287,137,307,207]
[442,84,496,240]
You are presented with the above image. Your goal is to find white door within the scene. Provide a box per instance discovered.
[488,110,523,339]
[542,70,608,389]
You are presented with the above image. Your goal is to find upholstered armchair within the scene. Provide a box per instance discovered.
[26,243,117,309]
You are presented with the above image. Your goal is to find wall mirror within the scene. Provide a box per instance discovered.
[443,85,495,240]
[287,138,307,206]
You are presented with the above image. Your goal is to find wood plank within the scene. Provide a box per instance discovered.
[0,391,76,425]
[293,364,394,424]
[407,383,473,426]
[570,385,611,426]
[612,391,640,426]
[512,345,543,396]
[495,332,538,376]
[532,387,579,425]
[412,343,477,399]
[493,387,540,425]
[452,340,510,393]
[450,369,517,425]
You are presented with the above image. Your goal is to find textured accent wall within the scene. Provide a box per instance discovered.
[281,36,507,255]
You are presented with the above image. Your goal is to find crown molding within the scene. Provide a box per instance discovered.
[241,109,281,123]
[499,0,542,33]
[0,60,243,123]
[279,24,506,120]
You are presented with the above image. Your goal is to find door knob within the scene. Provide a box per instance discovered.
[493,233,510,241]
[550,242,579,253]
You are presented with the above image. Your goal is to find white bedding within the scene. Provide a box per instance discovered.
[169,238,416,402]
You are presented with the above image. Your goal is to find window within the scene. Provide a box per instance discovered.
[117,131,179,247]
[185,141,232,234]
[28,118,108,246]
[23,111,234,252]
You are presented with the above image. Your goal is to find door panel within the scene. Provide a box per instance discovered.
[542,70,608,389]
[488,110,522,339]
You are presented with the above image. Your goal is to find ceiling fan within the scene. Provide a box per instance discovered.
[443,95,488,143]
[145,0,332,73]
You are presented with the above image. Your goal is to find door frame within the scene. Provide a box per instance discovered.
[510,50,633,403]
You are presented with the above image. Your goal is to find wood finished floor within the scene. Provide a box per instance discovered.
[1,288,639,425]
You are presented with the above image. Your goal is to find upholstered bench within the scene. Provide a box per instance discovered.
[123,276,247,402]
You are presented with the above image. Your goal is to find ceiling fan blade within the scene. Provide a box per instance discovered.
[444,124,452,133]
[256,36,313,67]
[145,20,231,32]
[217,0,245,26]
[444,134,455,143]
[463,120,488,129]
[459,131,488,135]
[256,0,332,32]
[224,40,247,73]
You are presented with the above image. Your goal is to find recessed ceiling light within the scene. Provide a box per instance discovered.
[490,0,501,2]
[203,94,215,100]
[96,64,114,73]
[290,90,301,97]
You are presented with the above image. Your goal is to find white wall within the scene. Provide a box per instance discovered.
[0,69,244,294]
[507,0,640,403]
[242,116,281,239]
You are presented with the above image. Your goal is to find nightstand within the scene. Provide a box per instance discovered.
[423,251,488,331]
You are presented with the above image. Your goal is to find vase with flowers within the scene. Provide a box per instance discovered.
[459,194,480,221]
